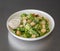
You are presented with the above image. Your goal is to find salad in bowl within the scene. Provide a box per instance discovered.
[7,9,55,41]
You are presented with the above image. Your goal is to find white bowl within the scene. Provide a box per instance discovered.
[7,9,55,41]
[6,9,55,51]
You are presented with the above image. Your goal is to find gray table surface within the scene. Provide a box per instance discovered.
[0,0,60,51]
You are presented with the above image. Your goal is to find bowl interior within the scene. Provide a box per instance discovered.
[7,9,55,41]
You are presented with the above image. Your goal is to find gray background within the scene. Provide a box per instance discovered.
[0,0,60,51]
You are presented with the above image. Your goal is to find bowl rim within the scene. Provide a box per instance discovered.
[6,9,55,41]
